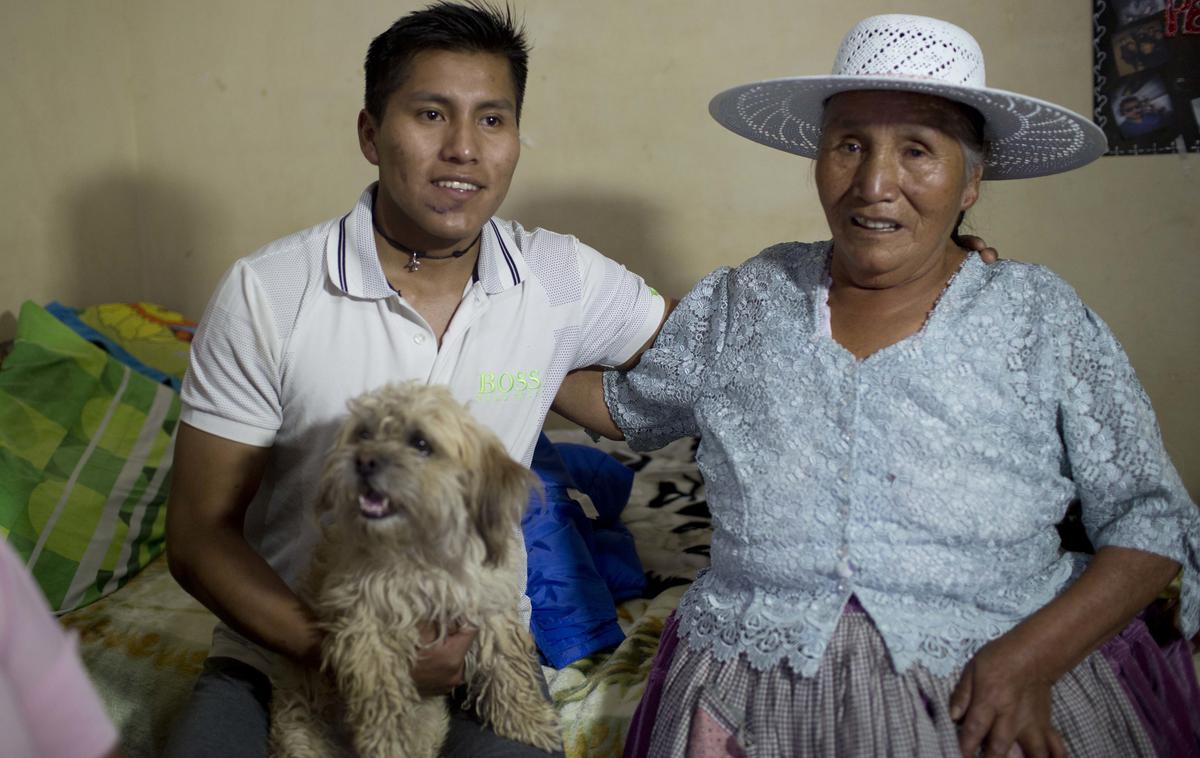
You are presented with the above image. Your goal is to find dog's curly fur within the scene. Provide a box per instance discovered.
[269,383,561,757]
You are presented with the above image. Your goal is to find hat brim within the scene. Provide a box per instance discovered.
[709,76,1108,180]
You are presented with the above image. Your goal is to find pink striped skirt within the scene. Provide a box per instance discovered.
[624,602,1200,757]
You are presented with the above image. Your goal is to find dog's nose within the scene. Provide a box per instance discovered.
[356,453,378,477]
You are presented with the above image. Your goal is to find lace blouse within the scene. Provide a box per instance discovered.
[604,242,1200,677]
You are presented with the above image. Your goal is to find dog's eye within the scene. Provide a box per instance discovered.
[356,426,372,440]
[408,434,432,455]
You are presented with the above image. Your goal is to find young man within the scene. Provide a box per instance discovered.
[163,4,665,756]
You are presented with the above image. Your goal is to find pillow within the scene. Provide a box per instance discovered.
[45,302,195,392]
[0,302,180,613]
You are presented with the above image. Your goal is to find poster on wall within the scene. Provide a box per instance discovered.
[1093,0,1200,154]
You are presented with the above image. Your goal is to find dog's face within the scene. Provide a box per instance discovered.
[317,383,533,568]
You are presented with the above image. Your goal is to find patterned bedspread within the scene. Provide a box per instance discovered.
[60,432,710,758]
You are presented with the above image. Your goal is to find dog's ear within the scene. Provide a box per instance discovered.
[471,439,535,567]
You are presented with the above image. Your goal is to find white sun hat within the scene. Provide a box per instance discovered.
[708,14,1108,180]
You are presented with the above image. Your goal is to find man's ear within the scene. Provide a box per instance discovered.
[358,109,381,166]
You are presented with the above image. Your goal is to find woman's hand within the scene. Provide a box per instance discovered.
[949,635,1067,758]
[949,547,1178,758]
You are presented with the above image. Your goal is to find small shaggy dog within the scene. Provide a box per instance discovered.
[269,383,561,757]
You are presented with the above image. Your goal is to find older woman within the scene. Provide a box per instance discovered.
[556,13,1200,758]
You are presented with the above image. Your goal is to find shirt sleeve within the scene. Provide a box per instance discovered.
[573,241,666,369]
[603,267,732,451]
[1055,291,1200,637]
[180,259,284,446]
[0,544,118,758]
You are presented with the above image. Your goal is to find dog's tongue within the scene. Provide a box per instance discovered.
[358,491,391,519]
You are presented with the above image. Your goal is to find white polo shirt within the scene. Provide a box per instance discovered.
[180,183,664,673]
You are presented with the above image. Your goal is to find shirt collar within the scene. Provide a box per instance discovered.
[326,183,527,300]
[475,218,528,295]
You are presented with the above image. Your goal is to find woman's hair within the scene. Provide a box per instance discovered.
[942,101,988,248]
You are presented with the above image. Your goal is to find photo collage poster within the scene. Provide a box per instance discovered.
[1093,0,1200,154]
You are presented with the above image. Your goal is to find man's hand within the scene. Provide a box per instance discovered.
[412,622,478,697]
[950,635,1066,758]
[959,234,1000,264]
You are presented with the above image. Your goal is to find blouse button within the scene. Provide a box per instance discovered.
[413,334,426,345]
[837,557,854,578]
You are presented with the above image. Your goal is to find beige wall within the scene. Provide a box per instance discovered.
[2,0,1196,495]
[0,3,143,336]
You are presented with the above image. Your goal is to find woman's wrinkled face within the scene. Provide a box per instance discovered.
[816,91,982,283]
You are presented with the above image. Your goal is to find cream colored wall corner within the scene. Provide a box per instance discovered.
[2,1,1196,495]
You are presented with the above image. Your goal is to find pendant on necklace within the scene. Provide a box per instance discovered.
[405,251,422,273]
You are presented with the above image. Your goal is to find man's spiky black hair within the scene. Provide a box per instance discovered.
[364,2,529,123]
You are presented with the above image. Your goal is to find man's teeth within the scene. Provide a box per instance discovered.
[854,217,899,231]
[435,180,479,191]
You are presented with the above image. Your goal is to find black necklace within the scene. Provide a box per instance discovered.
[371,213,482,273]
